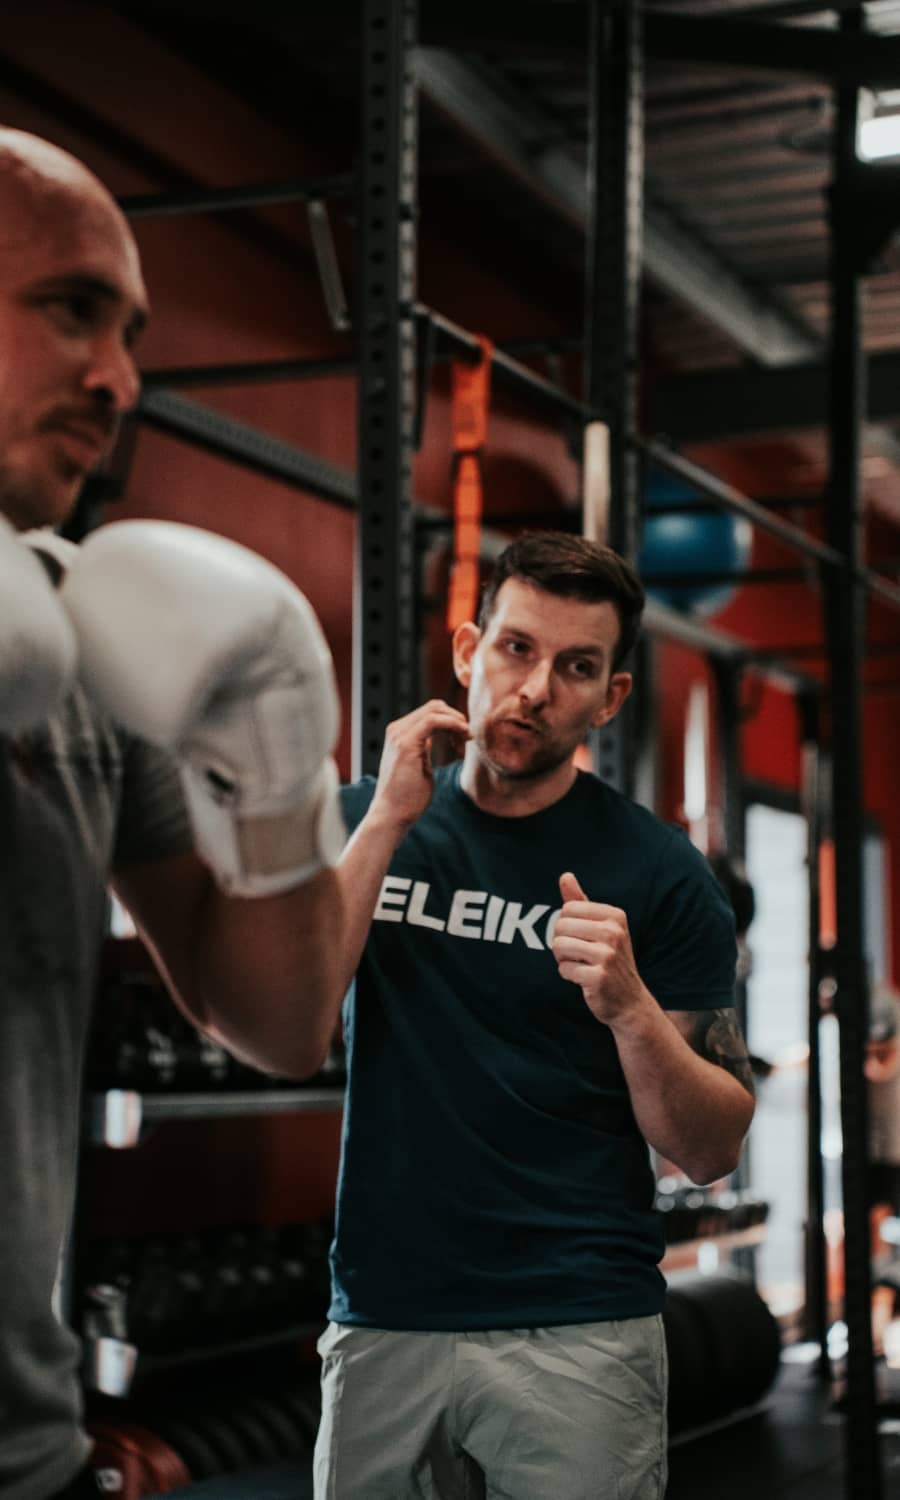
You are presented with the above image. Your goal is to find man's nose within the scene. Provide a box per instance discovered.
[518,658,552,706]
[83,332,141,413]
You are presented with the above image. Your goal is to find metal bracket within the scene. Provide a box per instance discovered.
[307,197,352,331]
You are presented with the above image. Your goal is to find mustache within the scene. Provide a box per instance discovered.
[492,712,547,736]
[40,405,118,445]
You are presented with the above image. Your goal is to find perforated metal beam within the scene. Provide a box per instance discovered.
[354,0,420,778]
[583,0,643,797]
[137,388,358,506]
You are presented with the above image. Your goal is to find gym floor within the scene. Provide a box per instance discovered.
[151,1353,900,1500]
[666,1353,900,1500]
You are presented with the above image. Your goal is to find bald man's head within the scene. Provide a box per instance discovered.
[0,128,135,260]
[0,130,148,531]
[0,127,115,196]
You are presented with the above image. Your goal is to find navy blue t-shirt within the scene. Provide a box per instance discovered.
[329,764,736,1331]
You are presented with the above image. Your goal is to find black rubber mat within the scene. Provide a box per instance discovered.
[666,1355,900,1499]
[150,1457,312,1499]
[148,1360,900,1500]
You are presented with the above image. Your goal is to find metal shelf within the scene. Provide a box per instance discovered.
[83,1322,323,1398]
[85,1086,345,1149]
[662,1223,767,1274]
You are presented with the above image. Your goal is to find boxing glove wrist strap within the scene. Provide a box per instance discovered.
[184,756,345,898]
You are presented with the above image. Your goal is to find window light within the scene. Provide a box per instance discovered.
[858,112,900,160]
[858,88,900,161]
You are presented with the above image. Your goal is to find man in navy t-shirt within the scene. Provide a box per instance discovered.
[314,532,755,1500]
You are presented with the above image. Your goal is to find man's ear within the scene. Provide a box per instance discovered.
[591,671,632,728]
[452,620,481,688]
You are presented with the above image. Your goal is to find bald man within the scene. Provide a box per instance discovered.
[0,132,146,532]
[0,130,346,1500]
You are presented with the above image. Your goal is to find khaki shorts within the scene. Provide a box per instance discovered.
[313,1316,667,1500]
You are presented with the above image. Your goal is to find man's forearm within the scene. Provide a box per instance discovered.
[326,701,469,999]
[134,863,346,1080]
[333,808,409,996]
[611,998,755,1185]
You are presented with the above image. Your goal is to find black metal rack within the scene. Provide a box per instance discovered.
[347,7,894,1496]
[84,1087,344,1151]
[83,1322,322,1400]
[5,6,896,1494]
[106,36,899,1491]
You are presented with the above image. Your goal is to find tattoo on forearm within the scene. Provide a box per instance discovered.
[688,1009,755,1098]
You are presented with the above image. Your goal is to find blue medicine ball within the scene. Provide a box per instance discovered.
[637,467,752,617]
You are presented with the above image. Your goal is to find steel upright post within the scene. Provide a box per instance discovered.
[798,695,831,1367]
[355,0,420,778]
[710,656,756,1274]
[583,0,644,796]
[711,658,748,1028]
[824,12,882,1496]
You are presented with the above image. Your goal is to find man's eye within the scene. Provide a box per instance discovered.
[47,294,99,328]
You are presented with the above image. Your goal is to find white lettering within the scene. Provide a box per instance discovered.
[407,880,446,931]
[544,908,562,945]
[497,902,550,950]
[447,889,488,938]
[374,875,411,922]
[372,880,558,952]
[483,893,505,942]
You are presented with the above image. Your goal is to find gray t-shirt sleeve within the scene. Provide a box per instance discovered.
[112,731,194,868]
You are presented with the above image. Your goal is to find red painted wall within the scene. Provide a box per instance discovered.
[0,6,580,1242]
[654,440,900,984]
[4,6,899,1252]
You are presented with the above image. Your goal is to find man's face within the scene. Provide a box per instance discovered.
[453,577,632,782]
[0,181,148,531]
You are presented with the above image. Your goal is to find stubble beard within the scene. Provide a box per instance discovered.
[478,723,573,783]
[0,453,77,533]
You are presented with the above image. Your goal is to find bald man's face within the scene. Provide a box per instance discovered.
[0,173,148,531]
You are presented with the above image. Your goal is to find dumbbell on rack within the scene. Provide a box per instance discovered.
[87,970,346,1094]
[81,1218,334,1360]
[86,1371,323,1496]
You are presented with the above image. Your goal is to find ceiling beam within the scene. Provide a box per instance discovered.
[415,48,819,367]
[652,350,900,442]
[122,2,900,87]
[644,12,900,88]
[410,5,900,88]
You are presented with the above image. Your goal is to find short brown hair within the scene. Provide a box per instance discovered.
[478,532,645,671]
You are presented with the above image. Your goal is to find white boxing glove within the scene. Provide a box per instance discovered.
[0,515,77,732]
[60,520,346,897]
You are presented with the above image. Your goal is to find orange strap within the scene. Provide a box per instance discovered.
[447,336,493,631]
[818,838,837,950]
